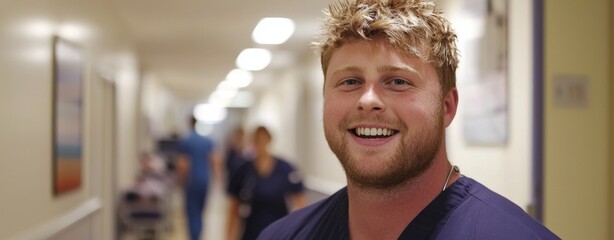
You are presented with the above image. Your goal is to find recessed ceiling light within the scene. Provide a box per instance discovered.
[227,91,254,108]
[236,48,271,71]
[193,103,227,123]
[252,17,295,45]
[223,69,253,88]
[58,23,91,41]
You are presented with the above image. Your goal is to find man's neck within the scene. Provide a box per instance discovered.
[346,156,458,240]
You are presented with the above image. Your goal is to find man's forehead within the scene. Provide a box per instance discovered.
[328,42,428,69]
[332,37,429,62]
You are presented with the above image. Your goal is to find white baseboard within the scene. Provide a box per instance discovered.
[12,198,102,240]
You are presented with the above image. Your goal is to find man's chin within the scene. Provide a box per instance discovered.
[341,158,410,189]
[346,171,410,190]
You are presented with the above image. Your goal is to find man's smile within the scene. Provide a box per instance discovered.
[350,127,399,139]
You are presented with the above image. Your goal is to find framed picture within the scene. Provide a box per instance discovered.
[52,36,84,195]
[460,0,509,145]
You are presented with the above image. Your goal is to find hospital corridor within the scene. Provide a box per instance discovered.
[1,0,613,239]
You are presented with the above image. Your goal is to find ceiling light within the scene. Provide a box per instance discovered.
[193,103,227,123]
[21,19,53,38]
[226,91,254,108]
[224,69,253,88]
[208,88,238,107]
[252,17,295,45]
[58,23,91,41]
[236,48,271,71]
[212,88,238,99]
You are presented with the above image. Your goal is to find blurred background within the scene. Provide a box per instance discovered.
[0,0,612,239]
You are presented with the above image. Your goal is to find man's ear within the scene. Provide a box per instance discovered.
[443,88,458,128]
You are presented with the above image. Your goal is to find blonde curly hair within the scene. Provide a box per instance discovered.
[315,0,459,94]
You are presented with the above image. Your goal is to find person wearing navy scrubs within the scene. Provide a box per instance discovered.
[258,0,559,239]
[227,126,305,240]
[177,116,219,240]
[225,126,247,186]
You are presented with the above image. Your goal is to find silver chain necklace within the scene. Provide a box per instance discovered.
[442,165,460,192]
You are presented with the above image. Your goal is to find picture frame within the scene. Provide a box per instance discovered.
[52,36,84,195]
[460,0,509,145]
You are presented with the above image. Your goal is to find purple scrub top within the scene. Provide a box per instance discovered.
[258,177,559,240]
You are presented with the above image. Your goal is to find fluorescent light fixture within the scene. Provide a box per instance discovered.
[212,88,238,99]
[21,19,53,38]
[224,69,253,88]
[217,80,236,91]
[208,88,238,107]
[252,17,295,45]
[236,48,271,71]
[227,91,254,108]
[58,23,90,41]
[193,103,227,123]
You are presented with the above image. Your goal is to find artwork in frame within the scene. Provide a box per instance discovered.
[52,36,84,195]
[459,0,509,145]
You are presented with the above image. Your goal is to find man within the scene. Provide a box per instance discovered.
[258,0,559,239]
[176,116,221,240]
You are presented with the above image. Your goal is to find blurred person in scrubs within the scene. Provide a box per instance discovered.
[176,116,222,240]
[226,126,305,240]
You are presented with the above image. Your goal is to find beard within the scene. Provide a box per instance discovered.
[324,103,444,190]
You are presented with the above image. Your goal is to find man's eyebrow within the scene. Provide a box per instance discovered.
[328,65,422,77]
[329,66,362,77]
[377,65,421,77]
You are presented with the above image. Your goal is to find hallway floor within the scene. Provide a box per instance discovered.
[121,182,228,240]
[120,181,329,240]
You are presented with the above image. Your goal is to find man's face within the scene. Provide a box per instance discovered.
[323,38,456,189]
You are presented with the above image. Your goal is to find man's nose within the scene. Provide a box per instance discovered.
[357,86,385,112]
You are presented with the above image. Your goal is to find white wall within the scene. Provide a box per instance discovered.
[0,0,140,239]
[244,68,302,162]
[298,58,347,192]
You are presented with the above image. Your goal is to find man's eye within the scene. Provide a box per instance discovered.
[391,78,409,85]
[341,79,359,85]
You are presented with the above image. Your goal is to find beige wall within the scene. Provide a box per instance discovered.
[0,0,140,239]
[544,0,612,239]
[611,1,614,238]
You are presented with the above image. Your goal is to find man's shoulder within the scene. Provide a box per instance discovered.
[258,187,348,240]
[441,177,559,239]
[258,200,322,238]
[460,178,542,225]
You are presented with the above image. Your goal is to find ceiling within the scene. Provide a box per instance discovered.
[112,0,332,101]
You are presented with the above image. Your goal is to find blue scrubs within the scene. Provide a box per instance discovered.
[258,177,560,240]
[228,158,303,240]
[178,130,214,240]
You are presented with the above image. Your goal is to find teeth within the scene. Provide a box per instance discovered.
[354,127,396,137]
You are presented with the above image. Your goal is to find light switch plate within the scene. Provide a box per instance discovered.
[553,75,588,107]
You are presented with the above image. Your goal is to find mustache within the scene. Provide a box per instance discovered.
[339,114,405,131]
